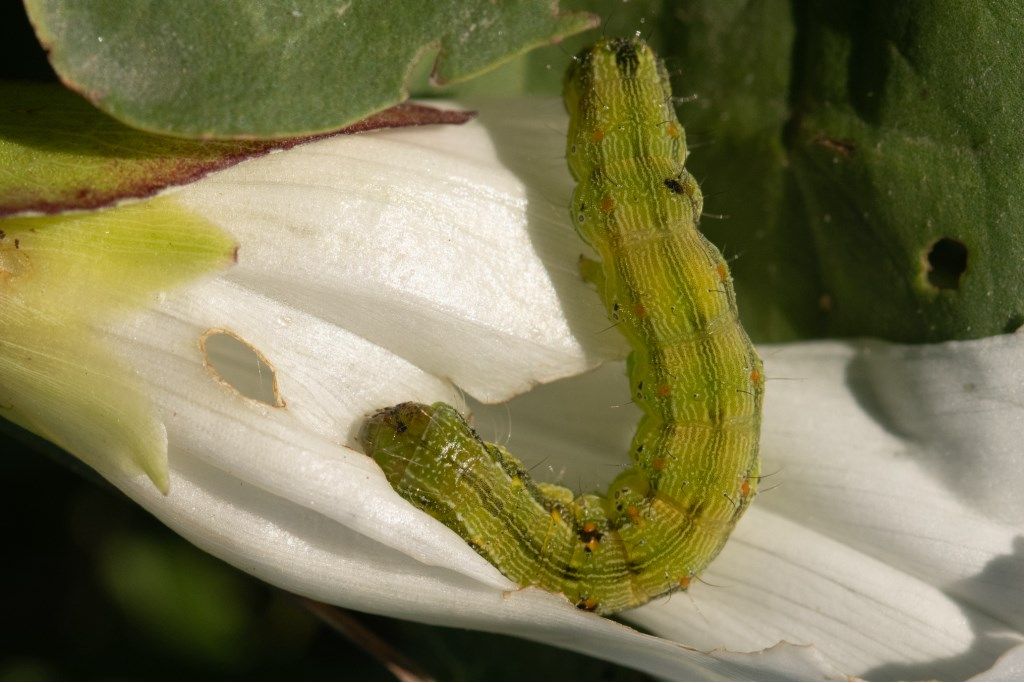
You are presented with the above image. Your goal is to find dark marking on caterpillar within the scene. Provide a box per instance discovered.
[664,178,686,194]
[613,39,640,74]
[361,38,764,615]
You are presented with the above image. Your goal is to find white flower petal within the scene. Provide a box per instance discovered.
[174,99,626,404]
[103,276,505,584]
[637,509,1017,680]
[757,339,1024,635]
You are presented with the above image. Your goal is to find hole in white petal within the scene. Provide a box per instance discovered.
[200,329,283,407]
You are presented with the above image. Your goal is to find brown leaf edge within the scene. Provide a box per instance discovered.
[4,103,476,218]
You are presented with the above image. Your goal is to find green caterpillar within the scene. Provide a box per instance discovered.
[361,37,763,615]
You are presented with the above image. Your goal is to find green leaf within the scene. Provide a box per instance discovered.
[0,197,237,492]
[0,81,474,216]
[657,0,1023,343]
[23,0,595,138]
[786,2,1024,342]
[424,0,662,98]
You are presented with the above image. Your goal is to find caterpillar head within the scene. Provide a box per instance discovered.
[564,37,663,111]
[563,37,678,182]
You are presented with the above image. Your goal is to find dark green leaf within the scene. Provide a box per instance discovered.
[786,1,1024,342]
[661,0,1024,343]
[0,81,472,216]
[24,0,594,138]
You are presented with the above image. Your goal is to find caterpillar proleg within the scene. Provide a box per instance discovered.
[361,37,763,615]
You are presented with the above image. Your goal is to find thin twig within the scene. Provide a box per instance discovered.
[297,596,434,682]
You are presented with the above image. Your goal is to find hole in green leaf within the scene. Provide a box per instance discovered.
[924,237,968,290]
[201,329,282,407]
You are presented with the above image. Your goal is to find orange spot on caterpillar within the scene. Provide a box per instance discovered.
[626,505,641,524]
[666,122,680,139]
[651,457,667,471]
[678,575,692,590]
[656,384,671,398]
[591,128,605,142]
[716,263,728,282]
[578,521,603,552]
[600,195,615,213]
[741,479,751,497]
[633,303,647,318]
[576,597,600,611]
